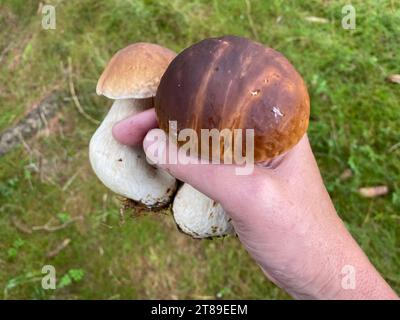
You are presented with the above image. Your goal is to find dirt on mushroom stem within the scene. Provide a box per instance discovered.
[119,197,172,217]
[117,178,182,221]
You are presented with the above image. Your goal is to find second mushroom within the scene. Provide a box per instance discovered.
[90,43,177,208]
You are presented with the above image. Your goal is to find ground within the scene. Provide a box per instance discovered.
[0,0,399,299]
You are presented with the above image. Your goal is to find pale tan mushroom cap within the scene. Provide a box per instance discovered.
[96,42,176,100]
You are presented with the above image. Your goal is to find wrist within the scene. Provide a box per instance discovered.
[274,217,398,300]
[308,230,398,300]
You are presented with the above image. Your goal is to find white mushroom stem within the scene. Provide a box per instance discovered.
[173,183,234,238]
[89,99,176,208]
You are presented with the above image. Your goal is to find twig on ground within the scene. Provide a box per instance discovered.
[67,57,100,125]
[32,215,83,232]
[47,238,71,258]
[11,215,32,234]
[0,92,60,157]
[358,185,389,198]
[305,16,329,24]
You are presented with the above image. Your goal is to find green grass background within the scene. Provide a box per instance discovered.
[0,0,399,299]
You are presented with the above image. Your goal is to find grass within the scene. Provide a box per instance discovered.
[0,0,399,299]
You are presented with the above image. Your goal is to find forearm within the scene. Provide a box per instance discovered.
[295,216,399,300]
[256,196,398,300]
[318,228,398,300]
[288,156,398,300]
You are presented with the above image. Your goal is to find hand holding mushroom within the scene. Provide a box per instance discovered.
[153,36,309,238]
[91,36,309,238]
[107,37,398,300]
[113,104,398,300]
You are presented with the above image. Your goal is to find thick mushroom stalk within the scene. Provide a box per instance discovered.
[89,42,177,208]
[173,184,234,238]
[90,99,176,207]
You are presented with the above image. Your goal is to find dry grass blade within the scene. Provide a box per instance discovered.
[67,57,100,125]
[32,216,84,232]
[305,16,329,24]
[61,170,80,191]
[47,238,71,258]
[244,0,259,40]
[358,185,389,198]
[388,142,400,152]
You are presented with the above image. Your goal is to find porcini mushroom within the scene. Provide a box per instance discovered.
[173,184,234,238]
[90,43,177,208]
[155,36,310,237]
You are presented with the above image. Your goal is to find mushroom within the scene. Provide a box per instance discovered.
[89,43,177,208]
[155,36,310,237]
[173,184,234,238]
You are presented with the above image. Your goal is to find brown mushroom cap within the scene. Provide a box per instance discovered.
[96,43,176,100]
[155,36,310,162]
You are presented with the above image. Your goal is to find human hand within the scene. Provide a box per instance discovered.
[113,108,398,300]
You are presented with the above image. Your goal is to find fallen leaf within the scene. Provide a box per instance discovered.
[340,168,353,180]
[358,185,389,198]
[387,74,400,84]
[305,16,329,24]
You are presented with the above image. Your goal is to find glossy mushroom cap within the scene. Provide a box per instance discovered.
[96,42,176,100]
[155,36,310,162]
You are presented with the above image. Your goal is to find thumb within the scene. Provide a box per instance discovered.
[112,108,158,146]
[143,128,267,208]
